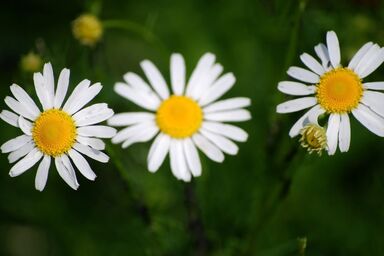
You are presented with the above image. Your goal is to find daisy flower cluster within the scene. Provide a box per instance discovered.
[277,31,384,155]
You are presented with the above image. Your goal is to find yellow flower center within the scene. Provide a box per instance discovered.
[156,96,203,138]
[72,14,103,46]
[32,109,77,157]
[299,124,327,155]
[316,68,363,113]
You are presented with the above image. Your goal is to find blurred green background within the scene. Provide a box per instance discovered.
[1,0,384,255]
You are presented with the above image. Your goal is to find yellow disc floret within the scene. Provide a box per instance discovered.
[156,96,203,138]
[316,67,363,113]
[72,14,103,46]
[32,109,77,157]
[299,123,327,155]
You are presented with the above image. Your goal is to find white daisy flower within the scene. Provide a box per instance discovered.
[108,53,251,181]
[0,63,116,191]
[277,31,384,155]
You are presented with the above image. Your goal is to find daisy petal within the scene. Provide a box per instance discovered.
[361,91,384,117]
[359,48,384,78]
[141,60,170,100]
[198,72,236,106]
[122,125,159,149]
[54,68,70,109]
[0,110,19,127]
[364,82,384,90]
[192,133,224,163]
[10,84,40,117]
[170,53,186,95]
[9,148,43,177]
[62,79,90,112]
[203,97,251,113]
[66,82,102,115]
[338,114,350,153]
[8,141,35,163]
[289,105,325,137]
[147,133,171,173]
[123,72,154,93]
[354,44,381,76]
[348,42,374,70]
[314,43,330,69]
[287,66,320,84]
[77,125,117,139]
[43,63,55,108]
[202,121,248,142]
[55,155,79,190]
[68,149,96,181]
[18,116,32,136]
[76,136,105,150]
[326,114,340,155]
[107,112,155,127]
[276,97,317,113]
[73,143,109,163]
[34,72,50,110]
[204,109,251,122]
[277,81,316,96]
[35,155,51,191]
[73,103,114,127]
[1,134,31,153]
[352,104,384,137]
[4,96,35,120]
[186,53,216,97]
[114,82,160,111]
[300,53,325,75]
[191,63,224,100]
[112,121,156,144]
[200,129,239,155]
[326,31,341,68]
[170,140,191,182]
[183,138,202,177]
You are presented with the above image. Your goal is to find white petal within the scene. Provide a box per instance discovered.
[277,81,316,96]
[203,97,251,113]
[200,129,239,155]
[354,44,381,76]
[326,114,340,155]
[186,53,216,97]
[112,121,156,144]
[55,155,79,190]
[198,73,236,106]
[314,43,330,69]
[9,148,43,177]
[73,103,114,127]
[169,140,191,182]
[68,149,96,181]
[194,64,224,100]
[358,48,384,78]
[183,138,201,177]
[54,68,70,108]
[4,96,35,120]
[18,116,32,136]
[204,109,251,122]
[0,110,19,127]
[141,60,170,100]
[202,121,248,142]
[170,53,186,95]
[287,67,319,84]
[364,82,384,90]
[361,91,384,117]
[326,31,341,68]
[300,53,325,75]
[76,136,105,150]
[10,84,40,117]
[107,112,155,127]
[114,82,160,111]
[122,125,159,149]
[147,133,171,172]
[123,72,153,93]
[73,143,109,163]
[33,72,50,110]
[35,155,51,191]
[77,125,117,139]
[8,141,35,163]
[192,133,224,163]
[43,63,55,108]
[348,42,374,70]
[62,79,90,112]
[352,104,384,137]
[1,134,31,153]
[338,114,350,153]
[288,105,325,137]
[276,97,317,113]
[65,83,102,115]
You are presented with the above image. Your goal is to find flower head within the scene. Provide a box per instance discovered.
[21,52,42,73]
[108,53,251,181]
[0,63,116,191]
[72,14,103,46]
[299,123,327,155]
[277,31,384,155]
